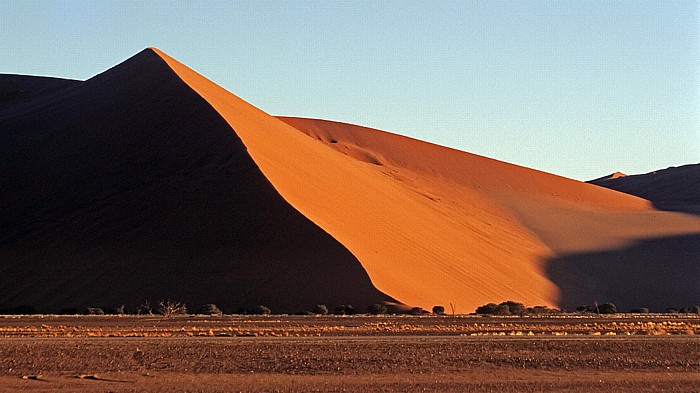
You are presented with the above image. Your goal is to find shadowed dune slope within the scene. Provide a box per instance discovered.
[0,49,391,313]
[590,164,700,215]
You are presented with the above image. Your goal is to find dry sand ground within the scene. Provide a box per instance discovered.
[0,315,698,392]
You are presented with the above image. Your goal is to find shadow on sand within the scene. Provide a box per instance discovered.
[546,233,700,312]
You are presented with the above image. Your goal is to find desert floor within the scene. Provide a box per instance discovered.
[0,315,698,392]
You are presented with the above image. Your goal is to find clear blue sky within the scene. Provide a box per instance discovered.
[1,1,698,180]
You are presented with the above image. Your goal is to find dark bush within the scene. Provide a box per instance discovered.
[409,307,424,315]
[334,305,357,315]
[475,303,499,315]
[367,303,388,315]
[527,305,558,314]
[295,311,314,315]
[495,304,510,315]
[598,303,617,314]
[629,308,650,314]
[198,304,223,316]
[58,307,79,315]
[85,307,105,315]
[501,301,526,315]
[679,307,692,314]
[665,308,678,314]
[312,305,329,315]
[576,305,590,313]
[693,305,700,315]
[253,305,271,315]
[432,305,445,315]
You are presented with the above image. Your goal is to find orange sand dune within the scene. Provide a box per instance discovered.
[273,118,700,309]
[154,48,700,311]
[1,48,698,313]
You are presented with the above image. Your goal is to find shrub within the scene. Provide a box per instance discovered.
[198,304,223,316]
[679,307,692,314]
[312,305,329,315]
[367,303,388,315]
[85,307,105,315]
[665,308,678,314]
[158,300,187,317]
[409,307,424,315]
[576,305,590,313]
[495,304,510,315]
[334,305,357,315]
[693,305,700,315]
[629,308,650,314]
[475,303,499,315]
[253,305,271,315]
[598,303,617,314]
[432,305,445,315]
[295,311,314,315]
[501,301,526,315]
[527,305,558,314]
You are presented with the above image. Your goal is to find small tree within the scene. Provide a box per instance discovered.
[139,300,153,315]
[495,304,510,315]
[312,304,329,315]
[629,308,650,314]
[198,304,222,316]
[598,303,617,314]
[367,303,387,315]
[475,303,499,315]
[334,304,357,315]
[158,300,187,317]
[432,305,445,315]
[85,307,105,315]
[501,301,526,315]
[253,305,271,315]
[409,307,424,315]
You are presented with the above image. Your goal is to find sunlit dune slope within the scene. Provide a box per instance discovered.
[0,50,389,313]
[276,118,700,310]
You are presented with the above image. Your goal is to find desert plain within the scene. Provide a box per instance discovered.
[0,314,698,392]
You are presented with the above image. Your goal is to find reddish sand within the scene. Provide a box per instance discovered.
[1,48,698,313]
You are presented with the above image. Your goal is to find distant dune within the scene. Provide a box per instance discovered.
[590,164,700,214]
[1,48,698,313]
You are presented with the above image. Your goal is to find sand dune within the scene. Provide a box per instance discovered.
[590,164,700,214]
[1,48,698,313]
[0,50,388,313]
